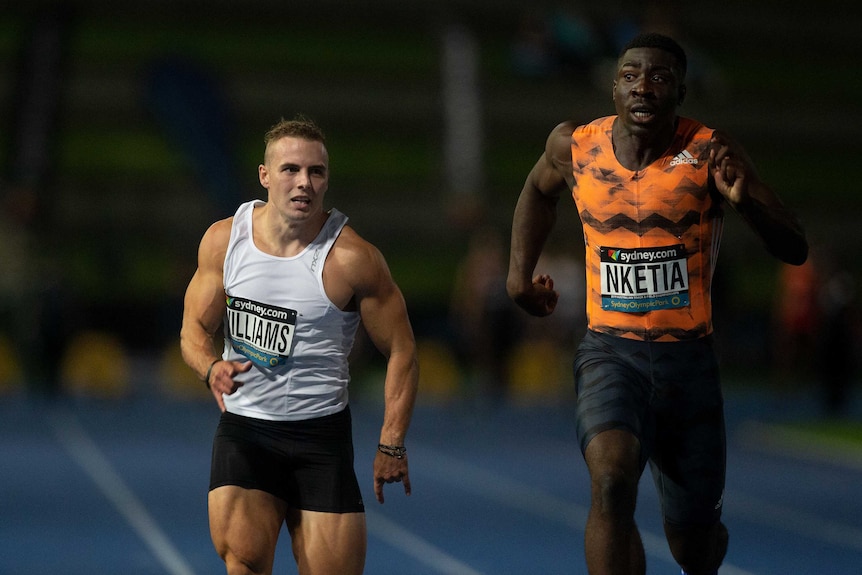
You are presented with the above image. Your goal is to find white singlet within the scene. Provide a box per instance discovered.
[220,200,361,421]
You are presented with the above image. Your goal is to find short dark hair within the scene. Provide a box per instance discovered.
[620,33,687,79]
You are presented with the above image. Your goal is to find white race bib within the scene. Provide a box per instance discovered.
[600,245,690,313]
[226,296,297,367]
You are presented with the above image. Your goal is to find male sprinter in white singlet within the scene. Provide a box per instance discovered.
[181,116,419,575]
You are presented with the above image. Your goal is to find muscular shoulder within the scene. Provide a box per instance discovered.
[327,225,394,300]
[677,116,712,138]
[546,121,580,156]
[333,225,387,274]
[533,120,581,193]
[198,217,233,270]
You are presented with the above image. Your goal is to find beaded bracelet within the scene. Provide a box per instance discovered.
[377,443,407,459]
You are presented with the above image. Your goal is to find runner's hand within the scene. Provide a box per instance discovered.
[512,274,559,317]
[209,360,252,412]
[374,451,411,504]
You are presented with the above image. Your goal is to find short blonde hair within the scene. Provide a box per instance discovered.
[264,115,325,146]
[262,115,326,164]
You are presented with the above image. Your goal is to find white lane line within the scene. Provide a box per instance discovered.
[50,408,197,575]
[366,509,486,575]
[728,492,862,553]
[739,420,862,471]
[419,447,757,575]
[733,421,862,551]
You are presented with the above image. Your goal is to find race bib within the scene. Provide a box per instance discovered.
[600,245,689,313]
[226,296,297,367]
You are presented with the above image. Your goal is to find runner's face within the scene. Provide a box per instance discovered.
[612,47,685,134]
[259,136,329,220]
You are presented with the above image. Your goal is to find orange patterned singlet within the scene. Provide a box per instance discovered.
[571,116,723,342]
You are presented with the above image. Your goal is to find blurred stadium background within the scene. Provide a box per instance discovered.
[2,2,862,574]
[0,0,859,417]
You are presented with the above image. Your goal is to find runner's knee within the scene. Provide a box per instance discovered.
[221,548,272,575]
[586,430,641,518]
[211,523,276,575]
[665,520,728,574]
[591,467,639,518]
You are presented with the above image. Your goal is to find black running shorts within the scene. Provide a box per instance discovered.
[573,330,725,526]
[210,407,365,513]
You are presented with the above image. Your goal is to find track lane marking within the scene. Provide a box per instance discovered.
[366,509,486,575]
[51,408,197,575]
[417,445,756,575]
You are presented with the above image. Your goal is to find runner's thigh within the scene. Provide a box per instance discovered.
[288,509,366,575]
[209,485,287,572]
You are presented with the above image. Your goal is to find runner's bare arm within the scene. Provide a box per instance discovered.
[708,132,807,265]
[180,219,251,410]
[339,234,418,502]
[507,121,576,316]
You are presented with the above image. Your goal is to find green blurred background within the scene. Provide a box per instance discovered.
[0,0,859,416]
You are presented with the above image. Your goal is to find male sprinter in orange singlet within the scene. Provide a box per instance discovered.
[507,33,807,575]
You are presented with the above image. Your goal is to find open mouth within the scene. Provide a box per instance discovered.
[631,108,654,121]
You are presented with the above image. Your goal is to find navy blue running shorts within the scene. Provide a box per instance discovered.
[573,330,725,526]
[210,406,365,513]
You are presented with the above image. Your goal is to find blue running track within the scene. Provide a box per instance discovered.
[1,387,860,574]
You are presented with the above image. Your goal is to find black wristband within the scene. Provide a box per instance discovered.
[204,359,220,389]
[377,443,407,459]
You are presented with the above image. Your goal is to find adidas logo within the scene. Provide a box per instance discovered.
[669,149,698,166]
